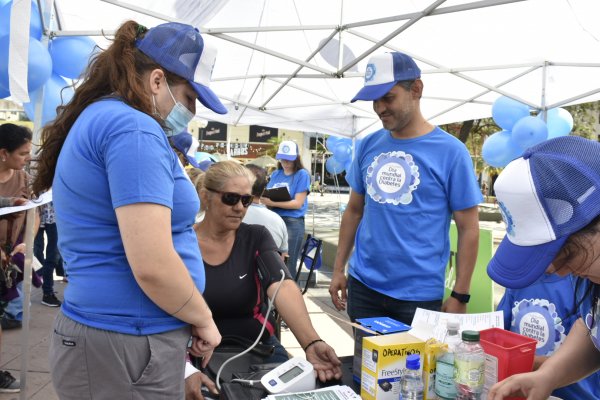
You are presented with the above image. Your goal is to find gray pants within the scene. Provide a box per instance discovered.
[49,312,191,400]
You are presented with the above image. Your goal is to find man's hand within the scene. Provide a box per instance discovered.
[441,296,467,314]
[328,270,348,311]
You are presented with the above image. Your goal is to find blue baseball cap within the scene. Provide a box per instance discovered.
[136,22,227,115]
[351,52,421,102]
[487,136,600,289]
[170,132,199,168]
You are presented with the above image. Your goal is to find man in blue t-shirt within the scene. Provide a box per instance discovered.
[329,52,482,325]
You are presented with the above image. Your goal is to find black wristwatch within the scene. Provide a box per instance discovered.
[450,290,471,304]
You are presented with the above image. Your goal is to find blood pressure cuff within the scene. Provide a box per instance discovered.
[255,250,292,289]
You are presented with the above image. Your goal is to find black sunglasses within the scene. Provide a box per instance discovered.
[206,188,254,207]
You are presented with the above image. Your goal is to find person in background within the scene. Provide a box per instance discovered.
[329,52,482,325]
[170,131,206,170]
[0,197,27,208]
[497,273,600,399]
[0,123,39,393]
[487,136,600,400]
[243,163,288,259]
[184,161,341,399]
[33,201,62,307]
[32,21,224,399]
[261,141,311,278]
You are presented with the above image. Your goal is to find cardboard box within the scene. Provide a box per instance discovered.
[422,339,447,400]
[360,332,425,400]
[353,317,411,383]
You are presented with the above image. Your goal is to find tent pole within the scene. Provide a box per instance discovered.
[18,208,37,400]
[540,61,548,120]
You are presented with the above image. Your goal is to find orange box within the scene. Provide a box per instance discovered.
[480,328,537,400]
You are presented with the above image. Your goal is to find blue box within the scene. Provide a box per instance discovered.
[352,317,411,383]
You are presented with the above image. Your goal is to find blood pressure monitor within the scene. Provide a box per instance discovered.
[260,357,316,394]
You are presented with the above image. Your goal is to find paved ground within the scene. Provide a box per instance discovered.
[0,191,507,399]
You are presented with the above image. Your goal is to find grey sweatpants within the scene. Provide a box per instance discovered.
[49,312,191,400]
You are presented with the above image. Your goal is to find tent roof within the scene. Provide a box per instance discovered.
[34,0,600,136]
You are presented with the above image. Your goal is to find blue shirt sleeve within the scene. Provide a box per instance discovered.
[104,130,175,209]
[447,147,483,211]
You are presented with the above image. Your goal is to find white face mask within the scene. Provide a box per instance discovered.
[153,80,195,136]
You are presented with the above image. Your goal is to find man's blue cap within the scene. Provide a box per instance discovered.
[351,52,421,102]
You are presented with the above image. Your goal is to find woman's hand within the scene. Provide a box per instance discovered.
[185,370,219,400]
[305,340,342,382]
[10,243,26,256]
[260,197,274,207]
[189,319,221,367]
[487,371,554,400]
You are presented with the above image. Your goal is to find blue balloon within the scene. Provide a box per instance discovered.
[482,130,523,168]
[333,142,352,163]
[539,108,573,139]
[23,73,73,125]
[492,96,530,131]
[49,36,97,79]
[325,136,341,152]
[0,84,8,98]
[511,116,548,150]
[326,156,345,175]
[0,1,43,40]
[0,35,52,93]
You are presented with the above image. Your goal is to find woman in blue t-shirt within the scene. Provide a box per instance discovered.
[32,20,223,399]
[487,136,600,400]
[262,141,311,278]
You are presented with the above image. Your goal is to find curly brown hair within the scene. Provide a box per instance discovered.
[32,20,186,195]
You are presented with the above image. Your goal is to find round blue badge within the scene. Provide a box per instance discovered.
[512,298,565,356]
[282,144,290,154]
[365,151,419,205]
[498,200,515,237]
[365,63,376,82]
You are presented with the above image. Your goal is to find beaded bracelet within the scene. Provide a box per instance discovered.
[303,339,324,352]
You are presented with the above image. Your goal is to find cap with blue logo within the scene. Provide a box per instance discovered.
[136,22,227,115]
[276,140,298,161]
[351,52,421,102]
[487,136,600,289]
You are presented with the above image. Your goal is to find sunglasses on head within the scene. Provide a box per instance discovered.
[206,188,254,207]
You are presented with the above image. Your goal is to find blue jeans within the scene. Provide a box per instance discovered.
[34,223,61,295]
[4,281,23,321]
[281,216,305,278]
[262,335,290,364]
[347,275,442,326]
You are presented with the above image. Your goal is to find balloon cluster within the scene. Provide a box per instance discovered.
[0,0,97,125]
[482,96,573,168]
[324,136,353,175]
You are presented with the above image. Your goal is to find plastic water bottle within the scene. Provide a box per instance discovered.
[434,319,461,399]
[454,330,485,400]
[400,354,424,400]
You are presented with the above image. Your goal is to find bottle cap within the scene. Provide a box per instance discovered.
[447,319,460,331]
[406,354,421,370]
[461,330,480,342]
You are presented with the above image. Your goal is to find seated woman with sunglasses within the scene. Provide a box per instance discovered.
[184,161,341,399]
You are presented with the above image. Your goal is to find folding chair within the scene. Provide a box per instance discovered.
[293,234,323,295]
[274,234,323,340]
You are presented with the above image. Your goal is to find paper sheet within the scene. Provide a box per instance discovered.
[262,385,360,400]
[0,191,52,217]
[410,307,504,341]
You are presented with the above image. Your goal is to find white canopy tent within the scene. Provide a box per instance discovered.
[7,0,600,138]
